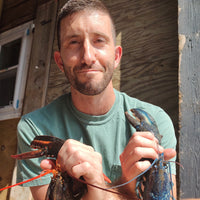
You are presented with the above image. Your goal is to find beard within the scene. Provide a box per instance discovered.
[63,63,114,96]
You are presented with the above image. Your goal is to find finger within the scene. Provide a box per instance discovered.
[120,147,159,170]
[57,139,95,170]
[132,131,159,143]
[131,160,152,177]
[40,159,56,170]
[64,139,94,152]
[123,135,163,160]
[164,148,176,160]
[121,160,152,188]
[71,162,104,186]
[132,134,162,151]
[65,150,102,175]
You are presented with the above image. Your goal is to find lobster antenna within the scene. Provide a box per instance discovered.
[105,158,158,190]
[0,170,53,191]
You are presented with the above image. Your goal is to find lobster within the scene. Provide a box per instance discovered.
[125,108,175,200]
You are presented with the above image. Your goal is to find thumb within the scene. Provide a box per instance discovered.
[40,159,56,170]
[164,148,176,161]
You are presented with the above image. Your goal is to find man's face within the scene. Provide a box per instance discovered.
[55,10,122,95]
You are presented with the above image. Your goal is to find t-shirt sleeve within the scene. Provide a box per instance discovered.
[16,117,51,186]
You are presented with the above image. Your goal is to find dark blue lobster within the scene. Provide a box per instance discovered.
[125,108,175,200]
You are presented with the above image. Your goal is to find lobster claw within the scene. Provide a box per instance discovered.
[11,136,65,160]
[125,108,162,143]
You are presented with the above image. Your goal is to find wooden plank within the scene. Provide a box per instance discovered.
[0,0,3,21]
[0,118,19,200]
[178,0,200,198]
[0,0,37,33]
[45,0,70,104]
[107,0,178,129]
[23,0,58,114]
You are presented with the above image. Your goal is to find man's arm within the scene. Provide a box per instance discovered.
[172,175,177,199]
[30,184,49,200]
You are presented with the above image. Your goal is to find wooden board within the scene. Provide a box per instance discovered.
[0,0,52,33]
[107,0,178,129]
[0,118,19,200]
[0,0,37,33]
[178,0,200,198]
[45,0,71,104]
[22,0,58,114]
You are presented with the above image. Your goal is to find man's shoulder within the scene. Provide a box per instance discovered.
[116,90,161,110]
[22,93,70,122]
[115,90,168,123]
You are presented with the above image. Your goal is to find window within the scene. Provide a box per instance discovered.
[0,22,33,120]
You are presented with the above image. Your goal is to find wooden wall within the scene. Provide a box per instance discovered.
[0,0,51,33]
[0,118,19,200]
[109,0,179,131]
[178,0,200,198]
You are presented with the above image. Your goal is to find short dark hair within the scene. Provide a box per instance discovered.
[57,0,116,50]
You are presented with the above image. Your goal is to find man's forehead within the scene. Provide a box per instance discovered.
[60,10,113,37]
[60,10,111,29]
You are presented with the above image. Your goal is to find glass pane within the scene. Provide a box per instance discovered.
[0,68,17,107]
[0,38,22,70]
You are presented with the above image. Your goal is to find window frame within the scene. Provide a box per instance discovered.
[0,21,33,120]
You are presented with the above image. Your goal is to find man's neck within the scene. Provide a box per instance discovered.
[71,84,116,115]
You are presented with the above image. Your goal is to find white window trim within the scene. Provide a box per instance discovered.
[0,21,33,121]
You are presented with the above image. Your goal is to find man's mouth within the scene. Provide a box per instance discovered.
[77,69,100,73]
[74,64,103,74]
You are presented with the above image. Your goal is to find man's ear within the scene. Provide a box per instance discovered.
[54,51,64,72]
[114,45,122,69]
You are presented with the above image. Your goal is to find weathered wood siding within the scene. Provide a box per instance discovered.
[0,118,19,200]
[22,0,58,114]
[0,0,36,33]
[0,0,51,33]
[178,0,200,198]
[109,0,179,136]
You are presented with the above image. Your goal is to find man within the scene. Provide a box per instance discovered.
[16,0,177,199]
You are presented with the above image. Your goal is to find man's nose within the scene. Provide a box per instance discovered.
[81,40,96,65]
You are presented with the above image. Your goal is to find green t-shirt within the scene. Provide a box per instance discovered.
[16,90,176,186]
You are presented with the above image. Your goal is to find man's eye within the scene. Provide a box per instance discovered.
[96,38,105,43]
[70,40,79,44]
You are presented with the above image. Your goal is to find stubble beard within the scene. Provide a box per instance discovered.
[63,63,114,96]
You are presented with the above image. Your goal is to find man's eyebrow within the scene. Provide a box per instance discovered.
[92,32,110,41]
[63,34,80,40]
[62,32,111,42]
